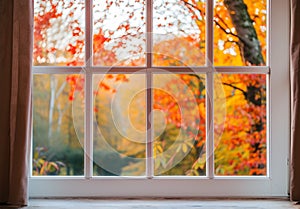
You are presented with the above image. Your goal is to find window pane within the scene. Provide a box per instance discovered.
[32,74,85,176]
[33,0,85,66]
[153,0,206,66]
[214,74,267,175]
[93,0,146,66]
[153,74,206,176]
[214,0,267,66]
[93,74,146,176]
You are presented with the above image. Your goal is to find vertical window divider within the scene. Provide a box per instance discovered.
[146,70,153,178]
[84,0,93,179]
[266,0,270,178]
[266,73,270,178]
[146,0,154,178]
[206,0,214,179]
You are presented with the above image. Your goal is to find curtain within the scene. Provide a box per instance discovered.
[0,0,33,206]
[291,0,300,202]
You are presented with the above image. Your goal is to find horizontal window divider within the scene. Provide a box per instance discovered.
[91,176,149,180]
[151,176,210,180]
[152,176,269,180]
[86,67,210,73]
[148,67,209,73]
[214,66,270,74]
[29,176,269,180]
[33,66,270,74]
[213,176,269,180]
[30,176,148,180]
[30,176,86,180]
[32,66,84,74]
[91,67,147,73]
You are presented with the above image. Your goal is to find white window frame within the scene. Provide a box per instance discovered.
[29,0,290,197]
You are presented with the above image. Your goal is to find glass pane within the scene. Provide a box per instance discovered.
[153,74,206,176]
[214,0,267,66]
[33,0,85,66]
[93,0,146,66]
[93,74,146,176]
[32,74,85,176]
[153,0,206,66]
[214,74,267,175]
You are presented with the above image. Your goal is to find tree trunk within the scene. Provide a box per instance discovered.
[224,0,265,65]
[48,75,57,139]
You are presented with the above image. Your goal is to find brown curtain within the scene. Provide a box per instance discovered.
[0,0,33,206]
[291,0,300,202]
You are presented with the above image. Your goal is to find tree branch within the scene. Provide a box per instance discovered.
[214,19,239,39]
[215,13,232,32]
[222,82,247,95]
[181,0,205,17]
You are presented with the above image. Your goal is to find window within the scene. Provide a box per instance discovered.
[30,0,289,197]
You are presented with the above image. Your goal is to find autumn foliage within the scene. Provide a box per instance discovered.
[33,0,267,176]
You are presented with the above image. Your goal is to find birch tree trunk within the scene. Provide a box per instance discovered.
[224,0,265,65]
[48,75,57,139]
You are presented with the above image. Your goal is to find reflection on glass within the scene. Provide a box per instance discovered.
[153,0,206,66]
[32,74,85,176]
[93,0,146,66]
[93,74,146,176]
[214,74,267,175]
[33,0,85,66]
[214,0,267,66]
[153,74,206,176]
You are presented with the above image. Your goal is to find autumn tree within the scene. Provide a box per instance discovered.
[152,0,267,175]
[33,0,267,176]
[215,0,266,175]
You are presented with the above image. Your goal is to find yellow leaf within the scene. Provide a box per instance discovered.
[182,144,188,153]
